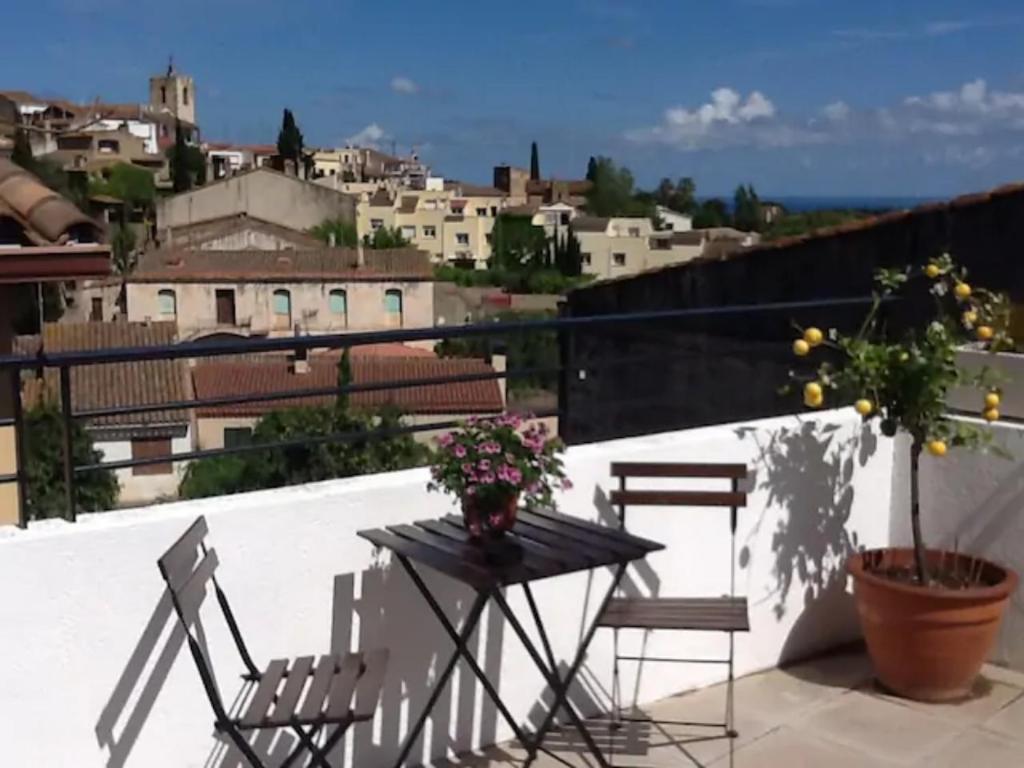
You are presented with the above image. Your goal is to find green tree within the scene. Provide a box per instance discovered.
[530,141,541,181]
[733,183,762,232]
[110,220,137,313]
[168,120,201,193]
[90,163,156,211]
[654,178,675,207]
[23,402,118,520]
[693,198,729,229]
[671,177,697,214]
[11,127,33,169]
[585,156,598,183]
[363,226,409,249]
[553,228,583,277]
[277,108,304,163]
[583,156,653,218]
[310,217,358,246]
[178,403,427,500]
[490,214,549,272]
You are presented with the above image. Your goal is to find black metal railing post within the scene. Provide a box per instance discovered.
[10,363,28,529]
[556,300,574,444]
[59,365,77,522]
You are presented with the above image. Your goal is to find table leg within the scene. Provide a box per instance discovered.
[392,556,531,766]
[498,563,628,768]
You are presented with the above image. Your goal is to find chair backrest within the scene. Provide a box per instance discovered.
[610,462,750,597]
[157,516,259,721]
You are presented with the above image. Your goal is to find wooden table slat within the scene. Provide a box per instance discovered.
[417,519,559,579]
[529,509,666,553]
[517,512,647,561]
[432,517,591,577]
[388,524,537,585]
[358,529,493,589]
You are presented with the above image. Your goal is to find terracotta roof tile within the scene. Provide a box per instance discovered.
[192,355,503,417]
[23,322,190,428]
[131,247,432,282]
[0,158,103,245]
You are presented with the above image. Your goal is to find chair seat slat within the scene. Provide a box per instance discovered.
[268,656,315,725]
[240,659,288,727]
[299,655,339,722]
[353,648,390,720]
[599,596,749,632]
[325,652,364,720]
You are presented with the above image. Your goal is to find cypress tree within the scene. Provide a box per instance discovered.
[11,127,33,170]
[530,141,540,181]
[171,119,191,193]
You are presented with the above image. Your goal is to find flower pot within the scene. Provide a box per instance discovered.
[462,493,520,540]
[848,548,1018,702]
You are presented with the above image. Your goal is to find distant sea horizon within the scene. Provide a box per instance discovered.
[699,195,944,213]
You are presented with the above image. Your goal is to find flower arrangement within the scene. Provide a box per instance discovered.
[428,413,570,537]
[789,253,1013,585]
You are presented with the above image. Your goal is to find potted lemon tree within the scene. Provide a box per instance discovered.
[792,253,1019,701]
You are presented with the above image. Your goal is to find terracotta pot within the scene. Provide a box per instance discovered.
[848,548,1018,702]
[461,493,519,539]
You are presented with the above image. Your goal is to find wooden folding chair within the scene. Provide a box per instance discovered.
[597,462,750,746]
[157,516,389,768]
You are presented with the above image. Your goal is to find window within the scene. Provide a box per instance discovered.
[272,289,292,329]
[581,253,592,266]
[90,297,103,322]
[161,124,169,137]
[160,85,167,104]
[131,438,172,476]
[613,252,627,267]
[491,206,498,216]
[401,225,416,240]
[215,289,236,325]
[560,213,571,225]
[329,288,348,316]
[475,207,488,217]
[223,427,252,449]
[628,227,641,238]
[183,85,189,106]
[98,139,119,154]
[370,218,384,231]
[455,232,470,246]
[158,289,176,317]
[423,225,437,239]
[384,289,403,325]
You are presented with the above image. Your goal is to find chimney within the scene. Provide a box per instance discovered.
[356,240,365,268]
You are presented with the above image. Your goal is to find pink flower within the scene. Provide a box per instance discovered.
[478,459,492,472]
[480,472,496,484]
[480,441,501,455]
[461,463,474,475]
[561,478,574,490]
[527,481,542,495]
[466,485,477,496]
[436,432,455,448]
[453,444,467,458]
[506,467,523,484]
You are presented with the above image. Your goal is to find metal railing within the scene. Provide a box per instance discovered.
[0,296,883,528]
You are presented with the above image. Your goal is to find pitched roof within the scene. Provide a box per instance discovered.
[570,216,610,233]
[398,196,419,214]
[21,322,190,429]
[165,215,324,250]
[131,247,433,282]
[191,355,504,417]
[0,158,103,244]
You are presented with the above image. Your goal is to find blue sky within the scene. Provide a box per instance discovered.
[4,0,1024,197]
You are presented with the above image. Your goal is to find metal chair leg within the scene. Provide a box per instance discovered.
[726,632,738,739]
[220,722,269,768]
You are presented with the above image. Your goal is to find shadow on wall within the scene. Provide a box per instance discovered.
[738,420,877,666]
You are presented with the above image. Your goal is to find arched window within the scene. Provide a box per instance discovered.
[272,289,292,329]
[329,289,348,321]
[157,289,176,318]
[384,289,403,327]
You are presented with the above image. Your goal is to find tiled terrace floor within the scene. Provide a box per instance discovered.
[436,651,1024,767]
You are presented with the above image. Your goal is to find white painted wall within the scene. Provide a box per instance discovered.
[0,411,894,767]
[95,430,193,506]
[889,419,1024,670]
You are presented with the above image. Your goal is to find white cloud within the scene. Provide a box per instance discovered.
[346,123,387,148]
[900,79,1024,136]
[822,101,851,122]
[626,87,805,150]
[390,76,419,95]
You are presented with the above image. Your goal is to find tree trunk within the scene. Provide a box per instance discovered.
[909,437,929,585]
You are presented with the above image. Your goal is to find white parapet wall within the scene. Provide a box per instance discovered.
[0,411,894,767]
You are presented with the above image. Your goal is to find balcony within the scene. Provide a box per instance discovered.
[0,303,1022,767]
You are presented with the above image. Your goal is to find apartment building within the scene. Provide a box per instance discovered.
[573,216,705,278]
[108,247,434,339]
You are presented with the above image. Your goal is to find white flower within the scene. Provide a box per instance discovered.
[828,327,839,341]
[932,281,949,297]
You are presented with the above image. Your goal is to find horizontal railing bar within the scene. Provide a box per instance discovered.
[0,472,18,484]
[76,408,562,473]
[74,364,562,420]
[0,296,881,369]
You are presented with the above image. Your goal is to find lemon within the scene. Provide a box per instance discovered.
[925,264,941,279]
[963,310,978,326]
[927,440,947,457]
[984,408,1000,423]
[804,382,824,408]
[977,325,995,341]
[792,339,810,357]
[803,327,824,347]
[955,283,972,300]
[899,351,910,362]
[985,392,1001,409]
[854,399,873,416]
